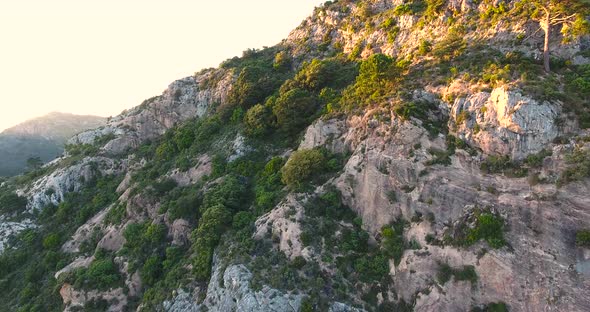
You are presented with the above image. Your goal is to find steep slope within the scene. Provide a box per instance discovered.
[0,112,106,176]
[0,1,589,312]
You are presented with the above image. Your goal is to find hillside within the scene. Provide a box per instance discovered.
[0,112,106,176]
[0,1,589,311]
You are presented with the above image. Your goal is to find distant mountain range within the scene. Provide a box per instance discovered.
[0,112,106,176]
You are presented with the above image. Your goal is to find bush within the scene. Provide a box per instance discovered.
[294,58,358,92]
[559,148,590,185]
[0,191,27,215]
[340,54,405,110]
[466,213,506,248]
[472,302,509,312]
[140,256,163,286]
[42,233,61,250]
[192,205,232,280]
[74,257,121,290]
[273,51,292,72]
[381,220,407,265]
[576,230,590,248]
[438,263,478,285]
[254,157,285,214]
[272,88,319,135]
[432,27,467,61]
[281,149,326,189]
[104,203,126,225]
[244,104,274,137]
[480,155,527,178]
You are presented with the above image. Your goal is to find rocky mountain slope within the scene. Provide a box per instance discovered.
[0,112,106,176]
[0,1,589,312]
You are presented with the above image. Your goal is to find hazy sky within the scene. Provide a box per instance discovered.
[0,0,323,132]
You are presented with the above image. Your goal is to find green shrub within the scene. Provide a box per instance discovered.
[192,205,232,280]
[244,104,274,137]
[255,157,285,214]
[167,192,199,221]
[273,51,292,72]
[272,88,319,135]
[432,27,467,61]
[472,302,509,312]
[294,58,358,92]
[480,155,528,178]
[140,256,163,286]
[576,230,590,247]
[104,203,126,225]
[281,149,326,189]
[73,256,121,290]
[438,263,478,285]
[381,220,407,265]
[340,53,401,110]
[466,213,506,248]
[418,39,432,55]
[0,191,27,215]
[354,254,389,282]
[42,234,61,251]
[559,148,590,185]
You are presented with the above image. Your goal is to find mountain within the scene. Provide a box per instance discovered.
[0,112,106,176]
[1,1,590,311]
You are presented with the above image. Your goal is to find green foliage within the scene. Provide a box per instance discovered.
[432,27,467,61]
[64,143,99,157]
[272,88,319,135]
[244,104,274,137]
[42,233,61,250]
[191,175,250,281]
[294,58,358,92]
[576,230,590,248]
[72,255,122,290]
[122,221,168,263]
[273,51,292,72]
[224,47,292,115]
[281,149,327,189]
[472,302,509,312]
[452,211,507,249]
[104,203,126,225]
[438,263,478,285]
[381,219,407,265]
[140,255,163,286]
[254,157,285,214]
[192,205,232,280]
[558,148,590,185]
[0,189,27,215]
[166,191,199,221]
[480,155,528,178]
[418,39,432,55]
[394,100,448,135]
[522,149,552,168]
[340,54,406,110]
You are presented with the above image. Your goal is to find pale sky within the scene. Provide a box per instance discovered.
[0,0,323,132]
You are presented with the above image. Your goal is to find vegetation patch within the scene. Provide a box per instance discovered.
[446,208,507,249]
[437,263,478,285]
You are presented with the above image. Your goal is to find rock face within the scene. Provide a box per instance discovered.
[0,218,34,253]
[314,112,590,311]
[164,259,304,312]
[69,70,234,155]
[450,87,560,159]
[22,156,125,211]
[255,195,309,260]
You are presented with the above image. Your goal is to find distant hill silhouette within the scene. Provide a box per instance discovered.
[0,112,106,176]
